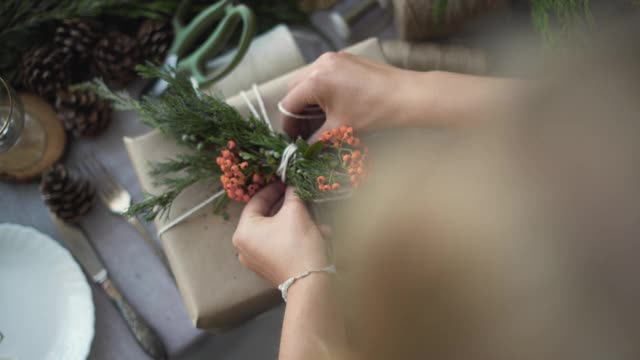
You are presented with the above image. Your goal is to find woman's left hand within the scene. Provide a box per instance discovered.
[232,182,329,286]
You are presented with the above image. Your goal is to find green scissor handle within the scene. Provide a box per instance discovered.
[170,0,256,88]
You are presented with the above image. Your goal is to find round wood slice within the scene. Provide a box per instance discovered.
[0,94,66,182]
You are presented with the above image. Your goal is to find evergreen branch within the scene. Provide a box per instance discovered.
[530,0,593,47]
[74,80,140,112]
[95,65,366,221]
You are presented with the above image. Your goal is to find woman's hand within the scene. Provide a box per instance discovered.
[281,51,430,141]
[232,182,329,286]
[281,52,524,140]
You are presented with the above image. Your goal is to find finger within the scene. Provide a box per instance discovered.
[268,195,285,216]
[283,186,305,206]
[287,65,314,92]
[242,182,285,219]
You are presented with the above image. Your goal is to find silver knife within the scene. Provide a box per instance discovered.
[50,214,167,360]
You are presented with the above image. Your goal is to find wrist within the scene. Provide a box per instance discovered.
[390,70,439,129]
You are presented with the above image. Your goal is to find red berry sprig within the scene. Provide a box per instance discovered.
[216,140,267,203]
[317,126,368,192]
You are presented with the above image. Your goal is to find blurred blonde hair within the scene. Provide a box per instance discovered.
[329,22,640,360]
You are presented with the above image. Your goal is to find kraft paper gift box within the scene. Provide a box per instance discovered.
[124,38,388,329]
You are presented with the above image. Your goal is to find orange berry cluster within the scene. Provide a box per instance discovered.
[317,176,340,192]
[216,140,265,203]
[317,126,368,192]
[319,126,361,147]
[342,148,367,189]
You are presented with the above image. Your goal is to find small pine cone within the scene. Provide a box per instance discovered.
[21,46,72,99]
[40,164,94,222]
[137,19,173,63]
[55,87,112,137]
[91,31,141,88]
[54,19,99,61]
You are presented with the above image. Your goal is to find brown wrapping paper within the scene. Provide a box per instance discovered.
[124,38,388,329]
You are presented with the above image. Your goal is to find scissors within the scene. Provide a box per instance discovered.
[149,0,256,95]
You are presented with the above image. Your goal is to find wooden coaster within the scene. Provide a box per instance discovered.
[0,94,66,182]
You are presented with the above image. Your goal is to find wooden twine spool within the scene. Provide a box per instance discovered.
[381,40,488,74]
[393,0,510,40]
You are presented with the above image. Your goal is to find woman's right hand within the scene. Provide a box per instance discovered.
[280,51,432,141]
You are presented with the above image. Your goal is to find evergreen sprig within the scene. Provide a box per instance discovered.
[86,65,366,221]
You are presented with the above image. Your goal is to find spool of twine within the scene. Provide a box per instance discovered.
[393,0,510,41]
[381,40,488,74]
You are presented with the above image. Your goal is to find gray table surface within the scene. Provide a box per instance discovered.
[0,4,395,359]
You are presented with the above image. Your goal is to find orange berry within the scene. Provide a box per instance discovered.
[252,173,263,183]
[352,151,361,159]
[319,184,325,191]
[331,183,340,190]
[231,165,239,172]
[357,167,363,174]
[350,175,358,183]
[240,162,248,170]
[323,185,331,191]
[228,140,236,149]
[348,168,356,175]
[222,150,231,159]
[342,154,351,163]
[317,176,326,184]
[223,159,232,167]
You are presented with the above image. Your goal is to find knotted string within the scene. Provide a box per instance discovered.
[157,84,352,237]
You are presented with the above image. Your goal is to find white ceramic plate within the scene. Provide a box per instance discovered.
[0,223,94,360]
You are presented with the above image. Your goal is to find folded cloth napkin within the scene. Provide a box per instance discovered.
[124,38,388,329]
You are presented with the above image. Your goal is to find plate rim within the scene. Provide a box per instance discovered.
[0,223,95,360]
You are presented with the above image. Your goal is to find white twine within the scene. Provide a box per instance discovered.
[278,264,336,302]
[157,190,226,237]
[277,101,326,120]
[276,143,298,182]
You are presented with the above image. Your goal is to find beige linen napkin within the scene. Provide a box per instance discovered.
[124,38,388,329]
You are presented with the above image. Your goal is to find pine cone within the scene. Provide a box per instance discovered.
[54,19,99,62]
[21,46,71,99]
[55,87,111,137]
[137,19,173,63]
[40,164,94,222]
[91,31,140,88]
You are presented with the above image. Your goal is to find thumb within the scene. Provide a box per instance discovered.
[282,186,306,208]
[241,182,285,220]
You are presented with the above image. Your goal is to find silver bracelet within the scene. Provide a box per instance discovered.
[278,264,337,302]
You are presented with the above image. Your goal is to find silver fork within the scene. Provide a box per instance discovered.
[79,156,172,274]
